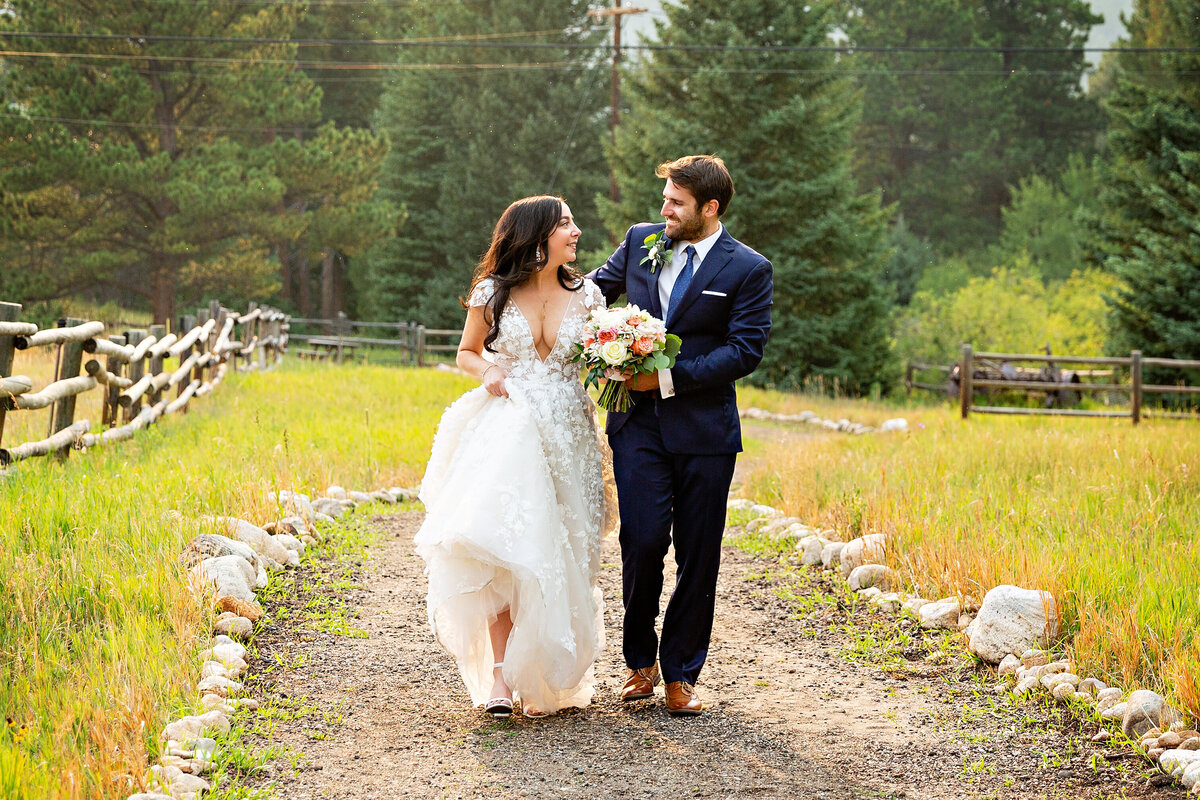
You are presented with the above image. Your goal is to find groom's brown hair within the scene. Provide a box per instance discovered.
[655,155,734,216]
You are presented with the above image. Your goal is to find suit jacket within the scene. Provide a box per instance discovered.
[588,222,773,454]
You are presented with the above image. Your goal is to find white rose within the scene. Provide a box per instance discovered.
[600,340,628,365]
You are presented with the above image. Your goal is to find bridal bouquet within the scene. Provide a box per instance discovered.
[571,305,681,413]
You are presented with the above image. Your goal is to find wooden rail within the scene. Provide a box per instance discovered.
[945,346,1199,425]
[288,313,460,366]
[0,299,290,471]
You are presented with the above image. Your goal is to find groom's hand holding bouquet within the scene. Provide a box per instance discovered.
[571,305,681,413]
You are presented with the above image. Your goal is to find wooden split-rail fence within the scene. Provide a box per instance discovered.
[0,299,289,471]
[287,313,461,365]
[906,345,1200,424]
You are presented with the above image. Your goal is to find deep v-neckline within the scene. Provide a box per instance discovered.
[509,291,578,364]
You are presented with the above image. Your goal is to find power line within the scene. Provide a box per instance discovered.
[0,110,322,133]
[3,30,1199,54]
[3,48,1194,78]
[3,47,1191,77]
[0,50,579,70]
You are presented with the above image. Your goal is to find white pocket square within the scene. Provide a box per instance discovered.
[701,290,728,297]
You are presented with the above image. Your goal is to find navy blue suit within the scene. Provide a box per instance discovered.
[589,222,773,684]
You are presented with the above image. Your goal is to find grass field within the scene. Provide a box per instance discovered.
[736,385,1200,721]
[2,359,1197,798]
[0,360,471,800]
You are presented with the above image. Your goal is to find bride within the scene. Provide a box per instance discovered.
[415,195,614,718]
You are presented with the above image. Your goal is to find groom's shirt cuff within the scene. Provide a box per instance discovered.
[658,367,676,398]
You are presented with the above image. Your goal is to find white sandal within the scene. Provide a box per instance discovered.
[484,662,513,718]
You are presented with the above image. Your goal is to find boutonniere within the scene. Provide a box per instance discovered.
[639,230,671,274]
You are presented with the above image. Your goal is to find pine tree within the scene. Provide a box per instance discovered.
[845,0,1103,253]
[1096,0,1200,367]
[359,0,608,328]
[606,0,893,392]
[0,1,390,323]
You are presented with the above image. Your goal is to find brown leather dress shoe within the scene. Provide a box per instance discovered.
[620,664,661,701]
[665,681,703,716]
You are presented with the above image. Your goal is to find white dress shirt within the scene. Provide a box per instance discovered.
[657,223,724,399]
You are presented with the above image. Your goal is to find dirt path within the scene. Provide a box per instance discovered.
[243,507,1181,800]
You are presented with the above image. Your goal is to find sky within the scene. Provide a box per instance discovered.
[1086,0,1135,52]
[622,0,1135,56]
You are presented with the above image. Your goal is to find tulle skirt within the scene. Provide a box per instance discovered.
[415,378,612,713]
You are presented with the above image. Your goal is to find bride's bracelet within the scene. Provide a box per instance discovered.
[482,364,501,383]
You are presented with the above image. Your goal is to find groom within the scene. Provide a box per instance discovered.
[589,155,773,716]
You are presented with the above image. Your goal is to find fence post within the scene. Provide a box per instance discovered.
[0,302,21,456]
[336,311,347,364]
[1131,350,1142,426]
[905,362,914,395]
[212,307,227,382]
[417,325,427,367]
[194,307,210,388]
[103,334,127,427]
[178,313,196,408]
[50,317,87,461]
[959,344,974,420]
[124,329,147,422]
[147,324,166,405]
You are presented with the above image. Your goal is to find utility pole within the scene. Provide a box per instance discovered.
[589,0,647,210]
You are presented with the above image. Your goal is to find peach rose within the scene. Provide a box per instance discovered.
[631,336,655,356]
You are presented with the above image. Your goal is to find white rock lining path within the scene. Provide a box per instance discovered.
[125,481,1198,799]
[740,406,910,435]
[733,499,1200,796]
[126,484,414,800]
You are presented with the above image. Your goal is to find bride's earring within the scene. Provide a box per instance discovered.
[535,246,545,266]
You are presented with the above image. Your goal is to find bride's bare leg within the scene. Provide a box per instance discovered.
[488,609,513,701]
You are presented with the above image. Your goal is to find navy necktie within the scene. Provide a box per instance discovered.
[669,245,697,316]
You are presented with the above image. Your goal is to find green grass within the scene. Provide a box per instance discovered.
[735,389,1200,721]
[4,356,1198,797]
[0,361,471,800]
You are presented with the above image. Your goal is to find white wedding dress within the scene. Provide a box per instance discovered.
[415,276,615,713]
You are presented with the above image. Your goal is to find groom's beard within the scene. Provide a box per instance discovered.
[665,211,705,243]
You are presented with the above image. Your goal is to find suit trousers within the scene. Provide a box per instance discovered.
[609,397,738,685]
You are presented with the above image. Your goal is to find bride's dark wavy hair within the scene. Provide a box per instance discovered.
[466,195,583,354]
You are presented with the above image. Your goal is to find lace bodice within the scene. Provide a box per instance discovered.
[468,277,606,383]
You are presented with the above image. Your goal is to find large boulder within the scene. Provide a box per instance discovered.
[216,595,264,622]
[847,564,899,592]
[276,490,315,522]
[273,532,306,556]
[180,534,259,570]
[966,585,1059,664]
[311,497,355,520]
[796,535,825,566]
[1160,750,1200,778]
[1123,690,1178,738]
[217,517,297,568]
[919,599,960,630]
[839,534,886,578]
[190,556,255,602]
[1180,759,1200,791]
[820,542,846,570]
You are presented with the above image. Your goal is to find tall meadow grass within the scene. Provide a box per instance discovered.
[737,387,1200,720]
[0,362,471,799]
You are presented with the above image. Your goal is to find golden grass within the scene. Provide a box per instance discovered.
[736,387,1200,720]
[3,356,1197,796]
[0,361,471,799]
